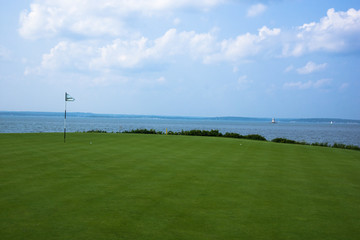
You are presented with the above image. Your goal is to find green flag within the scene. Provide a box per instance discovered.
[65,92,75,101]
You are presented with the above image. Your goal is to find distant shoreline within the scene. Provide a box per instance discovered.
[1,111,359,124]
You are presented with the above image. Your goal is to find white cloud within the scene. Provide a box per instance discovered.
[220,33,260,59]
[36,29,216,72]
[205,26,280,63]
[284,79,331,90]
[104,0,225,13]
[90,28,216,69]
[247,3,267,17]
[283,8,360,56]
[296,61,327,74]
[42,41,96,70]
[151,28,216,59]
[258,26,281,39]
[19,4,60,39]
[90,38,151,69]
[19,0,225,39]
[19,2,127,39]
[33,25,282,74]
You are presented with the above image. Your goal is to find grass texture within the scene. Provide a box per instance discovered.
[0,133,359,240]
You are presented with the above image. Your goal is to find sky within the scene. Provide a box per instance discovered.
[1,0,360,119]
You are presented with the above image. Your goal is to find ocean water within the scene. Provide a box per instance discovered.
[1,111,360,146]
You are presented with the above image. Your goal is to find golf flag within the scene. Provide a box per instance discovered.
[65,92,75,101]
[64,92,75,143]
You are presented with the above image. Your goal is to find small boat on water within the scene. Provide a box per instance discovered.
[272,118,276,124]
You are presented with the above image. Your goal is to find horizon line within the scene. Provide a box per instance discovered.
[1,110,360,122]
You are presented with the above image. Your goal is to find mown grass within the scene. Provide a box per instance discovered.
[0,133,359,240]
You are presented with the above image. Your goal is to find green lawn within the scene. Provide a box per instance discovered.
[0,133,359,240]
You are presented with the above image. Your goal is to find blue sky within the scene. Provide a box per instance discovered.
[1,0,360,119]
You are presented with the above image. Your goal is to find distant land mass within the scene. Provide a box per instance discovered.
[1,111,359,124]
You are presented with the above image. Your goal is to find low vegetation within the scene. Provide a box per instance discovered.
[271,137,360,151]
[84,129,108,133]
[78,128,360,151]
[120,128,359,151]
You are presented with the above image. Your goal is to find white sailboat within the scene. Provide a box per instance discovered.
[272,118,276,123]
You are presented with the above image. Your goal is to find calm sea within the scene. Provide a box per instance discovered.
[1,111,360,146]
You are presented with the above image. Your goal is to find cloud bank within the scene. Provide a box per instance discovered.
[19,0,225,39]
[283,8,360,56]
[19,2,360,80]
[37,26,281,73]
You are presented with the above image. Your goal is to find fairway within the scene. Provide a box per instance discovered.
[0,133,359,240]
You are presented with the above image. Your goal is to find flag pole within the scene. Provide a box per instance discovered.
[64,92,75,143]
[64,92,67,143]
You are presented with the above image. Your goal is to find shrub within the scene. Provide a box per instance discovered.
[332,143,360,151]
[223,132,243,139]
[272,138,298,144]
[311,142,330,147]
[86,130,107,133]
[345,145,360,151]
[179,129,222,137]
[167,131,179,135]
[332,143,346,149]
[244,134,267,141]
[123,129,159,134]
[209,129,223,137]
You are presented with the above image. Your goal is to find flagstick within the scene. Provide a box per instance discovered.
[64,92,67,143]
[64,92,75,143]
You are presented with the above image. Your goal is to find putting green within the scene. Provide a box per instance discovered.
[0,133,359,240]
